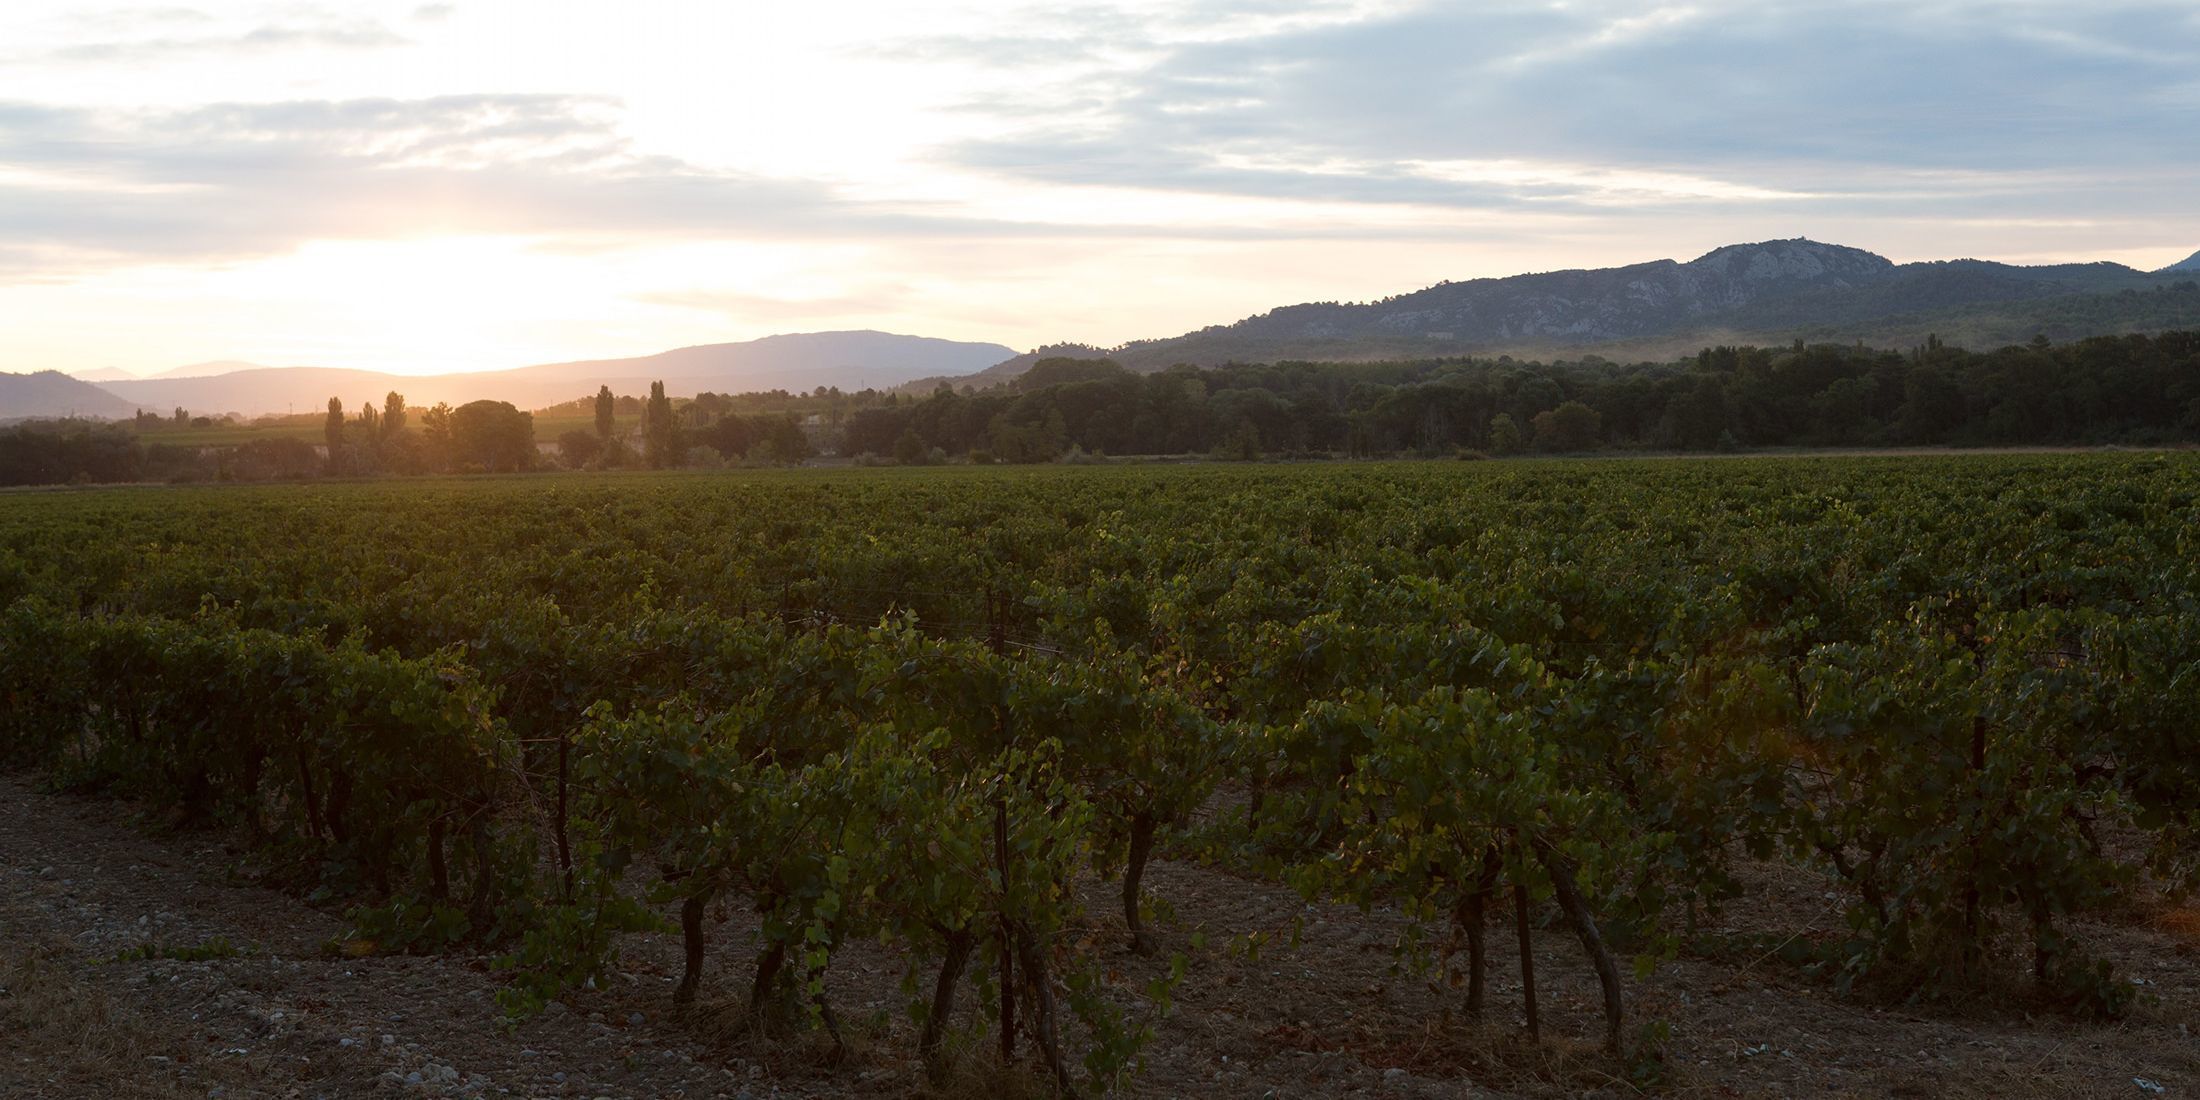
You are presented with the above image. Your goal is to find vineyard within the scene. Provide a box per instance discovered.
[2,456,2197,1097]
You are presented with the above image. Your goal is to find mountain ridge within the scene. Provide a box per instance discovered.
[0,371,145,422]
[11,244,2198,418]
[54,331,1016,418]
[1079,238,2189,372]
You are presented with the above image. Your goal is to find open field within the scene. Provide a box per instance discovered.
[3,456,2197,1098]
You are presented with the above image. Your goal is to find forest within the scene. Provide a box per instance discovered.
[844,330,2200,461]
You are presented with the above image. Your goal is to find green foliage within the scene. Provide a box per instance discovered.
[1531,400,1602,452]
[449,400,536,472]
[1487,413,1523,455]
[6,454,2199,1087]
[492,839,669,1018]
[342,897,474,955]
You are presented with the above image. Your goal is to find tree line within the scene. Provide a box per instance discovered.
[548,383,818,470]
[4,331,2198,485]
[843,331,2200,461]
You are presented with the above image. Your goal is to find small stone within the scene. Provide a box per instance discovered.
[381,1034,396,1047]
[403,1071,423,1087]
[339,1038,357,1049]
[626,1012,645,1027]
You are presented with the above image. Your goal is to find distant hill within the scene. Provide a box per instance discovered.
[69,367,145,382]
[98,367,467,420]
[971,239,2199,376]
[71,331,1018,418]
[0,371,143,422]
[899,343,1115,393]
[2160,250,2200,274]
[518,331,1017,390]
[150,359,274,380]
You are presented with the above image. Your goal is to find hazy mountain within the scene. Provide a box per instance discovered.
[98,367,460,420]
[1036,239,2197,373]
[899,343,1114,394]
[67,367,144,382]
[0,371,143,422]
[150,360,275,380]
[16,251,2192,419]
[78,331,1017,418]
[518,331,1017,388]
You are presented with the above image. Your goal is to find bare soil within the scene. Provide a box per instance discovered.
[2,774,2193,1099]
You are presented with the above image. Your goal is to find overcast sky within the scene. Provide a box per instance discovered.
[5,0,2197,376]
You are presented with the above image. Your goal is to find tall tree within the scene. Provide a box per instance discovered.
[1487,413,1523,455]
[420,402,454,472]
[383,392,407,439]
[643,380,674,468]
[449,400,536,472]
[595,385,615,441]
[324,397,344,473]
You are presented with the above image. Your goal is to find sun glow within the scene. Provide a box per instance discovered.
[98,236,895,376]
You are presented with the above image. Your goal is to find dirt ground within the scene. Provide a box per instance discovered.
[2,773,2194,1099]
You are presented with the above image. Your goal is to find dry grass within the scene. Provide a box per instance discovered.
[0,933,244,1099]
[2152,905,2200,947]
[914,1053,1058,1100]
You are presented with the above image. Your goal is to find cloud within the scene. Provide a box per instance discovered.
[37,11,409,63]
[920,0,2200,219]
[3,0,2195,290]
[55,6,218,34]
[4,74,1708,286]
[2,91,1466,282]
[0,95,856,273]
[636,287,911,320]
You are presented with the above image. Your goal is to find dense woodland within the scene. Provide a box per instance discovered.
[3,331,2199,485]
[849,330,2200,461]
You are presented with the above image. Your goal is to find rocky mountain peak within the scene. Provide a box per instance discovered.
[1686,239,1896,283]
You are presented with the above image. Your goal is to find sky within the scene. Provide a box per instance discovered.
[4,0,2198,377]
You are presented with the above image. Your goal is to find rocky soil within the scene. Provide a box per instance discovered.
[3,773,2194,1099]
